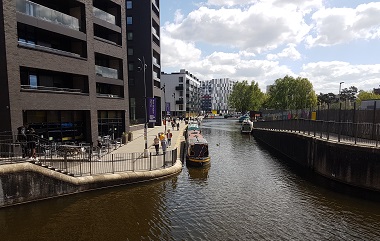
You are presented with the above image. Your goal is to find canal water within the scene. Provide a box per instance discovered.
[1,119,380,240]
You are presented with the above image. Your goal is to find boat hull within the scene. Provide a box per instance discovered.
[186,156,211,167]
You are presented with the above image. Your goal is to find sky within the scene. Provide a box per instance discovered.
[159,0,380,94]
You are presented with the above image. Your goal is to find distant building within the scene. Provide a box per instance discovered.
[161,69,201,117]
[126,0,162,126]
[201,78,236,114]
[360,100,380,110]
[374,88,380,95]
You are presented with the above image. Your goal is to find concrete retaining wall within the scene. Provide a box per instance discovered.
[252,128,380,192]
[0,159,183,208]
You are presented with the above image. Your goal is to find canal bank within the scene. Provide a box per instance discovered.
[252,128,380,193]
[0,122,187,208]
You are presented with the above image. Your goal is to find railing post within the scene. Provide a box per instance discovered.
[327,121,330,141]
[64,152,68,174]
[163,151,166,167]
[376,124,379,148]
[112,154,114,174]
[150,152,152,171]
[338,121,341,142]
[354,123,358,144]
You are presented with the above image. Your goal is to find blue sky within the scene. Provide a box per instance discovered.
[160,0,380,94]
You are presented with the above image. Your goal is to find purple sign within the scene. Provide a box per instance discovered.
[165,102,171,116]
[148,97,156,123]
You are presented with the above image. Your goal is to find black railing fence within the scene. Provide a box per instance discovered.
[254,119,380,147]
[0,133,178,177]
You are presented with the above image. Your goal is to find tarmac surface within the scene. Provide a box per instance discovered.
[111,120,186,155]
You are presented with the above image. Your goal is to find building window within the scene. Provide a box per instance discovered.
[128,77,135,86]
[127,32,133,40]
[179,77,183,82]
[126,1,132,9]
[179,91,183,96]
[127,17,132,25]
[179,105,183,110]
[128,48,133,56]
[29,74,37,88]
[128,63,134,71]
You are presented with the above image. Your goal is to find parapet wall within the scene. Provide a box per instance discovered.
[0,160,183,208]
[252,128,380,192]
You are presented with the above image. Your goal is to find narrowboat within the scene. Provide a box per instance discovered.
[241,119,253,133]
[186,130,210,167]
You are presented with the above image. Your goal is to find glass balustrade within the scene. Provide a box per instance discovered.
[95,65,118,79]
[16,0,79,30]
[93,7,116,25]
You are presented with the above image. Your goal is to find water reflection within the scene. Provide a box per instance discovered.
[187,165,210,181]
[1,119,380,240]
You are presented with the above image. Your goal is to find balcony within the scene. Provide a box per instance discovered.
[18,40,82,58]
[21,85,86,95]
[93,7,116,25]
[95,65,118,79]
[16,0,79,30]
[176,100,184,105]
[175,86,183,91]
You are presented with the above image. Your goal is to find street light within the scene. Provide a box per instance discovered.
[137,57,148,156]
[338,81,344,103]
[161,84,166,133]
[172,93,176,117]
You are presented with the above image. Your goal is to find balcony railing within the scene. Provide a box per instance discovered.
[93,7,116,25]
[21,85,84,93]
[16,0,79,30]
[95,65,118,79]
[175,86,183,91]
[18,40,81,58]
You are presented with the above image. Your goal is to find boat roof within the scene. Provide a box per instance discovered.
[188,123,199,130]
[188,134,208,144]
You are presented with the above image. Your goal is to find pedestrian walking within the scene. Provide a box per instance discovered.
[166,130,172,146]
[171,121,175,130]
[153,135,160,155]
[26,127,37,160]
[176,122,180,131]
[160,134,167,154]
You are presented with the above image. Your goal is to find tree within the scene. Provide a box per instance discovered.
[229,80,265,113]
[317,93,336,105]
[356,90,380,105]
[340,86,358,102]
[265,75,317,110]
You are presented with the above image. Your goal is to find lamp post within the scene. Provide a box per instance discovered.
[172,93,176,117]
[137,57,148,156]
[161,84,166,133]
[338,81,344,103]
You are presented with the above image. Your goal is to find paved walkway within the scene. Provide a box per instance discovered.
[112,120,186,154]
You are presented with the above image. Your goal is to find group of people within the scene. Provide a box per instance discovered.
[153,129,173,155]
[17,124,37,160]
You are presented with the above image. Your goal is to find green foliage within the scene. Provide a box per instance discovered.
[356,90,380,105]
[265,75,317,110]
[228,80,265,113]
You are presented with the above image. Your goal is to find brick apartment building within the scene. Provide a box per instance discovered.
[0,0,129,143]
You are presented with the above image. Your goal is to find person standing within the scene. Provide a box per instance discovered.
[176,122,180,131]
[97,140,102,159]
[153,135,160,155]
[166,130,172,146]
[160,133,167,154]
[17,125,27,158]
[26,127,36,160]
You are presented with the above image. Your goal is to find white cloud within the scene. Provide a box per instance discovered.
[266,44,301,60]
[164,3,311,53]
[300,61,380,93]
[306,2,380,47]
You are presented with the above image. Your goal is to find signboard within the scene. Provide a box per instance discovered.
[165,102,171,116]
[148,97,156,123]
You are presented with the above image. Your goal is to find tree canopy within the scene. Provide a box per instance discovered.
[264,75,317,110]
[228,80,265,113]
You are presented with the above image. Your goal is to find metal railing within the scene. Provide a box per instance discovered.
[254,119,380,147]
[0,133,178,177]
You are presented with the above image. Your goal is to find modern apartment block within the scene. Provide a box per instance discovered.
[201,78,236,114]
[161,69,201,117]
[0,0,129,143]
[126,0,162,126]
